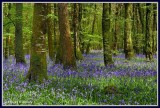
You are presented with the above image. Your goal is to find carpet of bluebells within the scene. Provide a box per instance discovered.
[3,50,157,105]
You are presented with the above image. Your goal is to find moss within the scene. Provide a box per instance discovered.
[103,85,120,94]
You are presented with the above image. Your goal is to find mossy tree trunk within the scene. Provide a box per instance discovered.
[54,3,58,54]
[73,3,83,60]
[132,4,141,54]
[55,3,63,64]
[124,3,134,60]
[81,4,86,54]
[78,4,84,54]
[58,3,76,69]
[152,4,157,54]
[145,3,153,61]
[5,29,10,59]
[113,4,120,55]
[15,3,25,63]
[4,3,12,59]
[137,4,146,55]
[26,3,48,83]
[47,4,54,61]
[102,3,114,66]
[134,4,142,54]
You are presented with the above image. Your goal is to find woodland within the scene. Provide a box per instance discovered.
[3,3,157,105]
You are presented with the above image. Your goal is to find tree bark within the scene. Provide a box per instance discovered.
[55,3,63,64]
[58,3,76,69]
[4,3,11,59]
[113,4,120,55]
[137,3,146,55]
[15,3,25,63]
[145,3,153,61]
[47,4,54,60]
[78,4,85,54]
[73,3,83,60]
[152,3,157,54]
[124,3,134,60]
[26,3,48,83]
[102,3,114,66]
[5,29,10,59]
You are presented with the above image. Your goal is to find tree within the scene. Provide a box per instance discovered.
[78,3,85,54]
[152,3,157,54]
[26,3,48,83]
[55,3,63,64]
[15,3,25,63]
[102,3,114,66]
[133,4,142,54]
[113,4,120,55]
[145,3,153,61]
[58,3,76,69]
[4,3,11,59]
[53,3,59,63]
[47,4,54,60]
[137,3,146,54]
[124,3,134,60]
[73,3,83,60]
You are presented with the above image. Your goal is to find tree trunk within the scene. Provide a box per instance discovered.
[73,3,83,60]
[134,4,142,54]
[58,3,76,69]
[15,3,25,63]
[78,4,85,54]
[137,3,146,55]
[124,3,134,60]
[145,3,153,61]
[5,29,10,59]
[55,3,63,64]
[102,3,114,66]
[47,4,54,60]
[152,3,157,54]
[113,4,120,55]
[4,3,11,59]
[132,4,141,54]
[26,3,48,83]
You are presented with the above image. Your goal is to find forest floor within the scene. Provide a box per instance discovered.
[3,50,157,105]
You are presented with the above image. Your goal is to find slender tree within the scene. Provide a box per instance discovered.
[58,3,76,69]
[15,3,25,63]
[47,4,54,60]
[152,3,157,54]
[5,29,10,59]
[124,3,134,60]
[54,4,59,61]
[134,4,142,54]
[113,4,120,55]
[137,3,146,54]
[145,3,153,61]
[78,4,85,54]
[102,3,114,66]
[55,3,63,64]
[73,3,83,60]
[26,3,48,83]
[4,3,12,59]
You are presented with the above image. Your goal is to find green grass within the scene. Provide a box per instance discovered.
[3,75,157,105]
